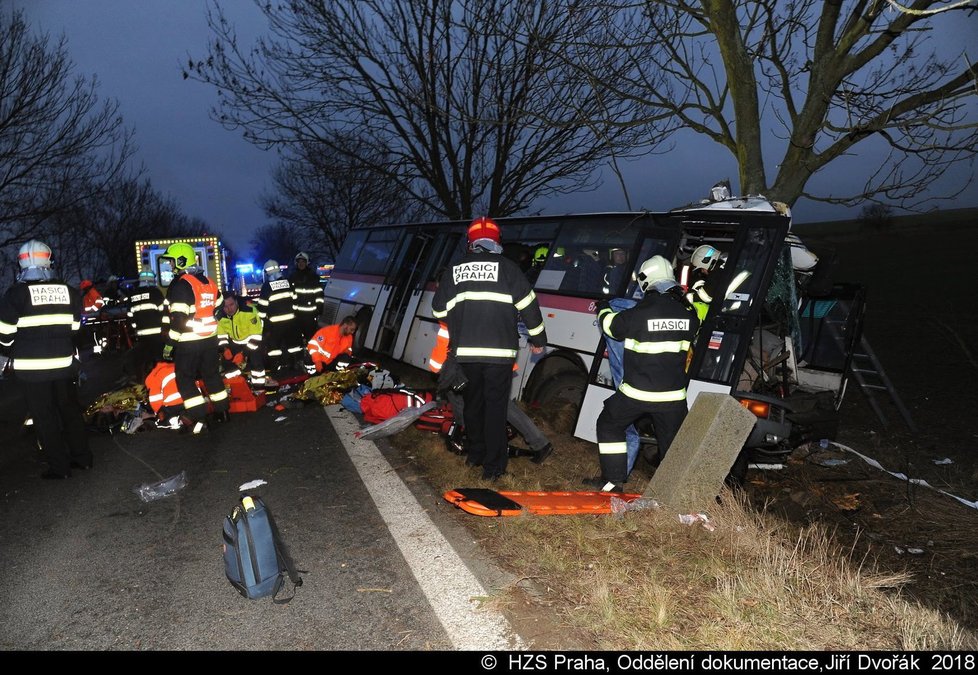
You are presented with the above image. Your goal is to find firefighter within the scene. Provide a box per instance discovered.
[304,316,357,374]
[429,321,553,464]
[256,259,298,383]
[123,270,167,382]
[431,217,548,481]
[585,255,699,493]
[289,251,323,345]
[0,240,93,478]
[161,241,229,433]
[680,244,727,322]
[217,295,265,385]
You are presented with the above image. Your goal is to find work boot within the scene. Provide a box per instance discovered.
[530,443,554,464]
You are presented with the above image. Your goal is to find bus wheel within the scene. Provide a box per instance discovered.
[353,309,371,353]
[534,371,585,433]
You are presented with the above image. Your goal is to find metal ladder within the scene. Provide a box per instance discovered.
[849,336,918,433]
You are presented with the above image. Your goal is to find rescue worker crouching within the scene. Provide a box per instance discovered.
[217,294,265,387]
[429,320,553,464]
[161,242,229,433]
[0,240,93,478]
[585,255,699,493]
[305,316,357,374]
[431,216,548,482]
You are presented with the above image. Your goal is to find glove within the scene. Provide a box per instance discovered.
[162,344,173,361]
[223,348,233,361]
[232,352,246,367]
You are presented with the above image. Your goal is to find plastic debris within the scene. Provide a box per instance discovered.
[678,513,715,531]
[816,458,850,467]
[134,470,187,502]
[238,479,268,491]
[610,496,658,515]
[933,458,954,465]
[274,415,287,422]
[355,401,438,440]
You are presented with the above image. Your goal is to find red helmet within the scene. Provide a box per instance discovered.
[467,217,500,244]
[80,279,94,291]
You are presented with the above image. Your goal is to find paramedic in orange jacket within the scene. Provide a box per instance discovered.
[304,316,357,374]
[145,361,185,429]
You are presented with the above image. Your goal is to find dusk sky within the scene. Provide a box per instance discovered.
[17,0,978,258]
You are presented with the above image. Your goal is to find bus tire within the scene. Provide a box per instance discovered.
[534,370,586,411]
[353,309,371,353]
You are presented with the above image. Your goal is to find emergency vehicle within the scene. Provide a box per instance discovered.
[134,236,230,293]
[322,197,865,464]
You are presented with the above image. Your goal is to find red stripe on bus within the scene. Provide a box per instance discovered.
[330,271,385,284]
[536,292,596,314]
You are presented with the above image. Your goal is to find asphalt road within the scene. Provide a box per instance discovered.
[0,353,519,651]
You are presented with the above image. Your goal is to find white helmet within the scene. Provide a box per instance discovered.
[263,259,282,281]
[294,251,309,262]
[691,245,725,272]
[637,255,674,293]
[18,240,52,269]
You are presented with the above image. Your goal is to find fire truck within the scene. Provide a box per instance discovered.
[134,236,230,293]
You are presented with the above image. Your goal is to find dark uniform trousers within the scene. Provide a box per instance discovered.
[263,321,295,372]
[459,362,514,476]
[595,392,688,483]
[124,334,164,383]
[20,377,92,475]
[174,337,228,422]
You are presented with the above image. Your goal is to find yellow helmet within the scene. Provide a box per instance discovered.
[162,242,197,271]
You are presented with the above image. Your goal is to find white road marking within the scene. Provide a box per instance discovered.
[326,406,525,651]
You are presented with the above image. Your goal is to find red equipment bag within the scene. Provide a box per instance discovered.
[414,403,454,435]
[360,388,434,425]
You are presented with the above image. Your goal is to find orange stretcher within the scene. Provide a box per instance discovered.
[443,488,643,517]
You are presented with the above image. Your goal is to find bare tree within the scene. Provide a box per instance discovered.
[187,0,662,219]
[858,202,896,230]
[250,222,305,267]
[563,0,977,210]
[0,10,134,247]
[262,137,430,261]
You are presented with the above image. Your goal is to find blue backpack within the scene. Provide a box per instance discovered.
[222,495,302,602]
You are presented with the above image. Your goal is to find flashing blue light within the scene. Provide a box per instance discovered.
[236,263,254,273]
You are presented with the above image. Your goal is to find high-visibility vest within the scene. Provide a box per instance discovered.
[145,361,183,413]
[168,274,220,342]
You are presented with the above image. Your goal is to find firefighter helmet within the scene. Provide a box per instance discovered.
[162,242,197,271]
[691,245,725,272]
[533,245,549,265]
[18,240,52,269]
[637,255,674,293]
[467,217,501,244]
[263,259,282,281]
[294,251,309,262]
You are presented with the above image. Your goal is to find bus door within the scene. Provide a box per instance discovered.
[683,212,791,407]
[366,230,436,355]
[573,226,680,443]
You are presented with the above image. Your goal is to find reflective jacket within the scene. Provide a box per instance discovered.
[257,278,296,325]
[431,251,547,364]
[82,287,105,313]
[166,272,221,345]
[126,286,167,338]
[145,361,183,414]
[597,289,699,404]
[307,323,353,370]
[0,279,82,382]
[289,266,324,318]
[217,303,263,351]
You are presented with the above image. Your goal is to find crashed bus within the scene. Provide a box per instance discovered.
[321,196,864,466]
